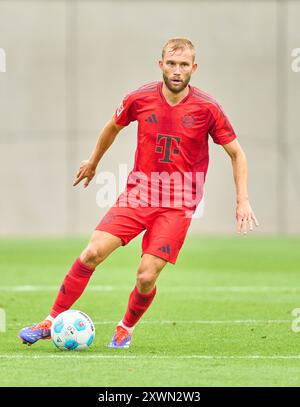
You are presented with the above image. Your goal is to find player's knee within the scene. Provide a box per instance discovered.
[136,266,159,289]
[80,245,105,268]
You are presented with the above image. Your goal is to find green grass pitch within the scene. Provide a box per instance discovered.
[0,235,299,387]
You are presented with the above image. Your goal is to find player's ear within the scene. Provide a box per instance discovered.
[192,63,198,73]
[158,60,163,70]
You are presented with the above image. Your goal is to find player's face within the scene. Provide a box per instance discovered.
[159,47,197,94]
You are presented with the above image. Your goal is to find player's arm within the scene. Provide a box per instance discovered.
[222,139,259,234]
[73,116,124,188]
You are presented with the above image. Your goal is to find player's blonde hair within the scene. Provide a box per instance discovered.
[162,37,196,62]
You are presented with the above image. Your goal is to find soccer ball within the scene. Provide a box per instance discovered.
[51,310,95,351]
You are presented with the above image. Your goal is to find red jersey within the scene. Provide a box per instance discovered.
[114,81,236,211]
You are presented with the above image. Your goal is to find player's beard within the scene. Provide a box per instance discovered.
[163,72,191,94]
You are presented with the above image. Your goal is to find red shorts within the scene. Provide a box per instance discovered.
[95,206,192,264]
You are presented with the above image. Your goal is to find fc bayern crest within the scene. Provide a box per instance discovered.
[181,114,196,128]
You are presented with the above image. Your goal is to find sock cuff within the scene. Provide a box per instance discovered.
[134,285,157,298]
[50,310,59,318]
[45,315,55,323]
[118,320,135,334]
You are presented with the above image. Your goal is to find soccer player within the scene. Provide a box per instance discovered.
[19,38,258,349]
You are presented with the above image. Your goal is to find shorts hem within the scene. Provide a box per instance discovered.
[95,226,127,246]
[141,250,176,265]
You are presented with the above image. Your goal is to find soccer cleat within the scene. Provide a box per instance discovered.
[19,320,52,346]
[108,325,132,349]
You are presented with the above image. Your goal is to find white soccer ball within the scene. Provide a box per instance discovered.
[51,310,95,351]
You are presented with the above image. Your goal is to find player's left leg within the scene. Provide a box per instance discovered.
[108,254,166,349]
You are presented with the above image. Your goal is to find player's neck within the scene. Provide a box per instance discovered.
[161,82,189,106]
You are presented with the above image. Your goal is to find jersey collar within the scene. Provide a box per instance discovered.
[158,81,192,107]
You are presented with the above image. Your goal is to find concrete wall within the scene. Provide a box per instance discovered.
[0,0,299,236]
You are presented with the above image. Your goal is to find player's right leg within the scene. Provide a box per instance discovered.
[19,230,122,345]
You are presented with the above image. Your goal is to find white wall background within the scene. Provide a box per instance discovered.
[0,0,299,236]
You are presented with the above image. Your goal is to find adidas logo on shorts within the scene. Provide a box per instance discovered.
[158,244,170,254]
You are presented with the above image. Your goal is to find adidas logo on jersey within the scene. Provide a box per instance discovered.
[145,114,158,123]
[158,244,170,254]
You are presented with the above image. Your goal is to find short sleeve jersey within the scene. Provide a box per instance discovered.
[114,81,236,211]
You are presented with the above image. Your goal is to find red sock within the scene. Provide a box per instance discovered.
[50,258,95,318]
[122,286,157,328]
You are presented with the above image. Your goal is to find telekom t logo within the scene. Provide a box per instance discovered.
[155,134,181,163]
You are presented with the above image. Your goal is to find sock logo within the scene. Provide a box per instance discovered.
[60,284,66,294]
[129,307,138,318]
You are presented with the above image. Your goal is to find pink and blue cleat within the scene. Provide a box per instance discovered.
[19,320,52,346]
[108,325,132,349]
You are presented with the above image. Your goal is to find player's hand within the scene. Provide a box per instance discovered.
[236,200,259,235]
[73,160,96,188]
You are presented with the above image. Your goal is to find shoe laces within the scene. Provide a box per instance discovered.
[33,320,52,331]
[115,326,130,345]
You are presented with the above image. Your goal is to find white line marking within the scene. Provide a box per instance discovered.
[8,319,291,328]
[0,285,299,293]
[0,285,115,292]
[92,320,291,325]
[0,354,299,360]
